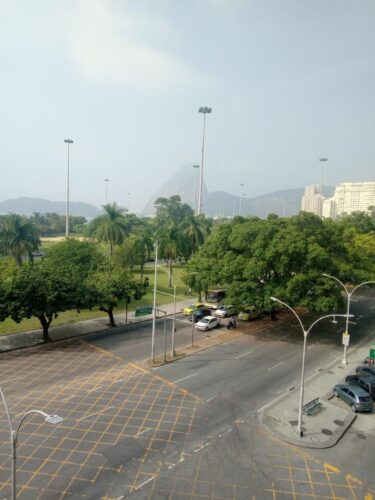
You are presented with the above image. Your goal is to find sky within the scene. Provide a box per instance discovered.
[1,0,374,213]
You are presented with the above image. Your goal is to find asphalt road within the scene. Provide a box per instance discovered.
[0,291,374,498]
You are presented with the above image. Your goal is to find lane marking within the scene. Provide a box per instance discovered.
[308,343,318,350]
[206,395,218,402]
[78,406,115,421]
[135,476,155,490]
[235,350,253,359]
[87,386,102,393]
[220,427,233,437]
[267,361,284,371]
[173,373,198,384]
[136,427,152,437]
[194,443,209,453]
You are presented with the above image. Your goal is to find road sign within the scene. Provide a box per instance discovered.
[135,306,153,317]
[342,333,350,346]
[370,347,375,359]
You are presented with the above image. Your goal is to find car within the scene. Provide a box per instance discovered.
[345,374,375,400]
[195,316,220,331]
[333,384,374,412]
[214,305,237,318]
[238,306,261,321]
[188,308,212,323]
[183,303,205,316]
[356,365,375,377]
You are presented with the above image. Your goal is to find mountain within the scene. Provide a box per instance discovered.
[0,197,99,218]
[142,164,334,218]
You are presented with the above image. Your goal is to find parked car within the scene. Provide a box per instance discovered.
[183,303,205,316]
[214,305,237,318]
[238,306,261,321]
[188,308,212,323]
[346,374,375,400]
[195,316,220,331]
[334,384,374,412]
[356,365,375,377]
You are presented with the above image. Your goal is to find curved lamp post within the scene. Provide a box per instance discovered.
[0,386,63,499]
[322,274,375,364]
[270,297,350,438]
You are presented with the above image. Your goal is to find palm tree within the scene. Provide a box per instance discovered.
[183,215,212,256]
[132,228,154,278]
[0,214,41,267]
[158,225,182,287]
[93,203,130,257]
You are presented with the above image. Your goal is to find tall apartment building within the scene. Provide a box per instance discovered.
[301,184,324,217]
[322,182,375,218]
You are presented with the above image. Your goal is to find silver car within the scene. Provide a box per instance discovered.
[214,305,237,318]
[195,316,220,331]
[356,365,375,377]
[334,384,373,412]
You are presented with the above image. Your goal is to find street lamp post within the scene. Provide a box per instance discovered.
[322,274,375,364]
[0,386,63,499]
[197,106,212,216]
[193,164,200,215]
[104,179,109,204]
[319,157,328,195]
[270,297,349,438]
[151,241,158,365]
[158,265,177,358]
[64,138,74,238]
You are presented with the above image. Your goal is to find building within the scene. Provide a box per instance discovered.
[323,182,375,219]
[301,184,324,217]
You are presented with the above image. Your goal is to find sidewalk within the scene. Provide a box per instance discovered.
[261,343,372,448]
[0,299,195,352]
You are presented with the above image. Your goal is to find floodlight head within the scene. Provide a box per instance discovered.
[64,138,74,144]
[104,178,109,182]
[198,106,212,114]
[270,297,277,301]
[319,157,328,162]
[45,414,63,425]
[193,164,200,169]
[331,316,338,324]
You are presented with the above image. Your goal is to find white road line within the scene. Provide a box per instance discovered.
[221,427,233,437]
[194,443,209,453]
[87,386,102,393]
[234,350,253,359]
[79,406,115,421]
[267,361,284,371]
[308,343,318,350]
[206,395,218,402]
[136,427,152,437]
[257,391,289,413]
[135,476,155,490]
[173,373,198,384]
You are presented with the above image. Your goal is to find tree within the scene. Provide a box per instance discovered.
[158,225,182,287]
[131,227,154,278]
[91,203,130,257]
[86,264,146,327]
[0,214,40,267]
[182,214,212,257]
[6,261,89,342]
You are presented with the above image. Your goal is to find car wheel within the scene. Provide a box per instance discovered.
[351,404,357,412]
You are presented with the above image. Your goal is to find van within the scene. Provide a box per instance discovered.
[345,374,375,400]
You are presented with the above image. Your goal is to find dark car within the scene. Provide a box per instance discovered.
[356,365,375,377]
[334,384,374,412]
[188,308,212,323]
[345,374,375,400]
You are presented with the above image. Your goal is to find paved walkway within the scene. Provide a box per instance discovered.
[0,302,373,450]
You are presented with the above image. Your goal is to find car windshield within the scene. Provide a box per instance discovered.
[200,318,209,324]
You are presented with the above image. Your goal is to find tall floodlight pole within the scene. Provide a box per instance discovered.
[270,297,349,438]
[319,157,328,195]
[151,241,158,365]
[239,183,245,216]
[64,139,74,237]
[104,179,109,204]
[198,107,212,215]
[193,165,200,214]
[322,274,375,364]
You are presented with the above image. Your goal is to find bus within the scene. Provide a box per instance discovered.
[204,289,227,310]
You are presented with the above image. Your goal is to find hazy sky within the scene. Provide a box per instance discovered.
[1,0,374,213]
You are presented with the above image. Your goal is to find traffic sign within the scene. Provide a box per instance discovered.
[342,333,350,346]
[135,306,153,317]
[370,347,375,359]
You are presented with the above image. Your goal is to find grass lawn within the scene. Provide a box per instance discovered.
[0,264,196,335]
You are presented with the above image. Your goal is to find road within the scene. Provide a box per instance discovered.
[0,291,374,498]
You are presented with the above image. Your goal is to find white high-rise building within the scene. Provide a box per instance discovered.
[301,184,324,217]
[323,182,375,219]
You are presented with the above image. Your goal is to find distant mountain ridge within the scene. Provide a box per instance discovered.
[0,197,99,218]
[143,164,334,218]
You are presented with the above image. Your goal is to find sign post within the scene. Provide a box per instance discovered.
[135,306,153,317]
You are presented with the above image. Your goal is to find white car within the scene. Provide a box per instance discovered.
[214,305,237,318]
[195,316,220,331]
